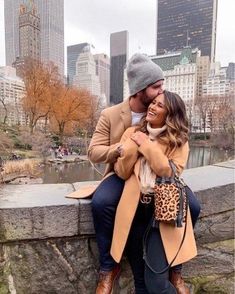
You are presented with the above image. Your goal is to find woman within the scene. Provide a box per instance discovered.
[111,90,198,293]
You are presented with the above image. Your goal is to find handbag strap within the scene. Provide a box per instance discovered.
[155,160,178,184]
[143,200,188,275]
[169,160,177,176]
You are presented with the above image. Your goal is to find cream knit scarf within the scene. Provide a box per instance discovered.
[139,123,167,194]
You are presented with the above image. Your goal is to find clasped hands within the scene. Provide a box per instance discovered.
[131,131,148,146]
[117,131,149,156]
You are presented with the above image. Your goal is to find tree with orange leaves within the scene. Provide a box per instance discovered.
[20,58,60,133]
[49,85,93,144]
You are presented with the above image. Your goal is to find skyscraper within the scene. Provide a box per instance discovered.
[156,0,218,61]
[94,53,110,104]
[73,47,101,99]
[226,63,235,81]
[18,2,40,61]
[4,0,64,76]
[67,43,89,85]
[110,31,128,105]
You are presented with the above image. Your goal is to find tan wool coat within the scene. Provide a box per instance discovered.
[110,127,197,266]
[88,99,132,175]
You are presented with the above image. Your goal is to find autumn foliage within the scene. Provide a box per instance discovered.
[20,58,58,133]
[49,85,92,142]
[20,58,95,142]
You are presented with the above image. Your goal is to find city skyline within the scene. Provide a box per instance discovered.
[0,0,234,74]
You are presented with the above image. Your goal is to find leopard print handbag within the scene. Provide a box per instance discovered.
[154,161,188,227]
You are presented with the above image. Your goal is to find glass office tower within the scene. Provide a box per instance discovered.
[156,0,218,61]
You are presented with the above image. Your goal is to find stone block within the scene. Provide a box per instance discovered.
[183,240,234,277]
[0,205,79,242]
[195,210,234,244]
[0,237,98,293]
[195,184,234,217]
[0,184,79,242]
[78,199,95,235]
[198,274,234,294]
[0,237,134,294]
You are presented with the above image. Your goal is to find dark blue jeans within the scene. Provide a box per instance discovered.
[91,174,125,271]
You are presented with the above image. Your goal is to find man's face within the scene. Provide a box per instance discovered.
[139,80,164,107]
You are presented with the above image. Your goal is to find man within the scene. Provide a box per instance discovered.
[88,53,164,294]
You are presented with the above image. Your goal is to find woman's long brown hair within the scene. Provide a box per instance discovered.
[139,90,189,150]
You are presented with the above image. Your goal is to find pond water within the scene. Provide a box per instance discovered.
[42,146,234,184]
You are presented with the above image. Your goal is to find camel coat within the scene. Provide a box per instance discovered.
[88,99,132,175]
[110,127,197,266]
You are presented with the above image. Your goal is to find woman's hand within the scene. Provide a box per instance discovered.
[131,131,148,146]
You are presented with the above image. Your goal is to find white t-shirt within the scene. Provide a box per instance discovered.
[131,111,145,126]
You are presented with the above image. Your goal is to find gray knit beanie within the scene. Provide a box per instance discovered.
[126,53,164,96]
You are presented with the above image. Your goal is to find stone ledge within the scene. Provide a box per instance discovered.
[182,160,234,192]
[0,161,234,243]
[0,184,79,242]
[0,184,77,208]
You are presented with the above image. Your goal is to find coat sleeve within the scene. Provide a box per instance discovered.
[88,110,121,164]
[114,128,139,180]
[138,140,189,177]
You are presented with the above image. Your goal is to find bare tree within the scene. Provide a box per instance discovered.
[216,94,234,133]
[19,128,52,160]
[0,94,9,124]
[206,95,220,133]
[84,95,104,136]
[0,131,14,156]
[194,95,209,138]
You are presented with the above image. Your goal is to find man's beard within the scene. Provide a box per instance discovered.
[140,93,152,108]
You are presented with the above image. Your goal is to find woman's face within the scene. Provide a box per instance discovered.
[146,94,168,128]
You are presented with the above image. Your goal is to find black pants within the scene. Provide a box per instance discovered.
[126,187,201,293]
[126,202,154,293]
[126,202,178,294]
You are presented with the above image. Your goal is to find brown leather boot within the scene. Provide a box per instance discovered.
[169,270,190,294]
[96,265,121,294]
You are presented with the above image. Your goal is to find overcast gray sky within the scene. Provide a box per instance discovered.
[0,0,234,72]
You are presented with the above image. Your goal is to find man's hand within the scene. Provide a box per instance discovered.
[131,131,148,146]
[117,144,123,156]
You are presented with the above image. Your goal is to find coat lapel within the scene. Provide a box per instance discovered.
[120,99,132,130]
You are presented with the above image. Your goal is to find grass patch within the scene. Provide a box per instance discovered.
[1,159,41,178]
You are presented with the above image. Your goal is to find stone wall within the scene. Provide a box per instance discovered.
[0,161,234,294]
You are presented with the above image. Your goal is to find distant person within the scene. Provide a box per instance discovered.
[0,156,3,172]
